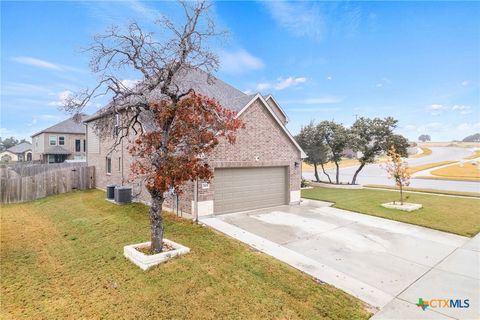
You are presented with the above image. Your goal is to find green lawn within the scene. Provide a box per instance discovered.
[1,190,370,320]
[302,187,480,237]
[365,185,480,198]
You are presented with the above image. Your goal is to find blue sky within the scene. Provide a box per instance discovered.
[1,1,479,141]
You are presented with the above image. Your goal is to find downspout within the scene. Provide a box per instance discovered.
[194,178,199,223]
[121,137,124,186]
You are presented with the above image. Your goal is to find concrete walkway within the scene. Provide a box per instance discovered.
[372,233,480,320]
[200,201,479,319]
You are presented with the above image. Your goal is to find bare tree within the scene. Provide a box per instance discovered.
[61,1,241,254]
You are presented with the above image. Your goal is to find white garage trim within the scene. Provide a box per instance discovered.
[290,190,301,204]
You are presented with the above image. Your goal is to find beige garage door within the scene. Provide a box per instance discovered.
[214,167,288,214]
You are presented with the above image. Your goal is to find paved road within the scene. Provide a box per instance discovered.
[303,147,480,193]
[202,202,479,319]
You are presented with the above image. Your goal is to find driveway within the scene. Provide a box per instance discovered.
[201,201,479,319]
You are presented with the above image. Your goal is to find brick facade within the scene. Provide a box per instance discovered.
[86,96,302,218]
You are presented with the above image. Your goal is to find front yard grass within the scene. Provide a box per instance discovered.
[365,184,480,198]
[302,187,480,237]
[0,190,370,320]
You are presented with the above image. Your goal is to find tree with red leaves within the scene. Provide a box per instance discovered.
[128,95,242,252]
[61,1,243,253]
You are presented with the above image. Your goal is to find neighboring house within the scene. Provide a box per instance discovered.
[31,115,88,163]
[85,69,306,218]
[2,142,33,162]
[0,150,17,163]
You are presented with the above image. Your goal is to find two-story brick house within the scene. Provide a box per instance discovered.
[84,69,306,218]
[31,115,88,163]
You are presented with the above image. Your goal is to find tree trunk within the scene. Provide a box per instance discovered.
[313,163,320,182]
[320,163,332,183]
[351,162,366,185]
[149,194,165,253]
[335,161,340,184]
[399,183,404,205]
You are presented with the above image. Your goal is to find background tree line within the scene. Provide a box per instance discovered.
[296,117,409,185]
[0,137,28,151]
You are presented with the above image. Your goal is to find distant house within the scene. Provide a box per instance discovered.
[0,142,33,163]
[31,115,88,163]
[0,150,15,163]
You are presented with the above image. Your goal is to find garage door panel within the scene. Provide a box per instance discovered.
[214,167,287,214]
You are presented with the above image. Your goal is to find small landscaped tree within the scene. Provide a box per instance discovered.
[296,122,332,183]
[319,121,348,184]
[385,146,410,205]
[349,117,400,185]
[62,1,243,253]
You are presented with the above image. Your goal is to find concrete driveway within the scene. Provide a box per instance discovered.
[201,201,479,319]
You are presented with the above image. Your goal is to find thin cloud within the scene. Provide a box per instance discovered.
[428,104,449,115]
[290,107,340,113]
[428,104,474,116]
[375,78,391,88]
[263,1,323,40]
[456,122,480,132]
[452,105,473,115]
[461,80,469,86]
[47,90,73,107]
[256,77,306,91]
[283,96,343,105]
[11,56,80,72]
[1,82,52,96]
[219,49,264,74]
[128,0,162,21]
[81,0,162,25]
[120,79,141,89]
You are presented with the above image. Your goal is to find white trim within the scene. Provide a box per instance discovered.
[236,94,307,158]
[191,200,214,216]
[289,190,301,204]
[265,94,289,123]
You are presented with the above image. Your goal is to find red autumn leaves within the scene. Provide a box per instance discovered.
[128,93,244,195]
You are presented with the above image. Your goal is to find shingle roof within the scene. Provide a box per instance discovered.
[7,142,32,154]
[32,114,88,137]
[44,146,71,155]
[85,69,251,122]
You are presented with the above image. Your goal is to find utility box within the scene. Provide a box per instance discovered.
[115,186,132,204]
[106,184,117,200]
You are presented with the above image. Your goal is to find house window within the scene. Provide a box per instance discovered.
[118,157,121,172]
[35,137,38,147]
[59,136,65,145]
[48,155,55,163]
[83,139,86,152]
[75,139,81,152]
[49,135,57,146]
[106,157,112,175]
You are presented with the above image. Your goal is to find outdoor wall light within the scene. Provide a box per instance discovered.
[294,161,299,168]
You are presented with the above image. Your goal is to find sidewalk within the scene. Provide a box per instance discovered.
[371,234,480,319]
